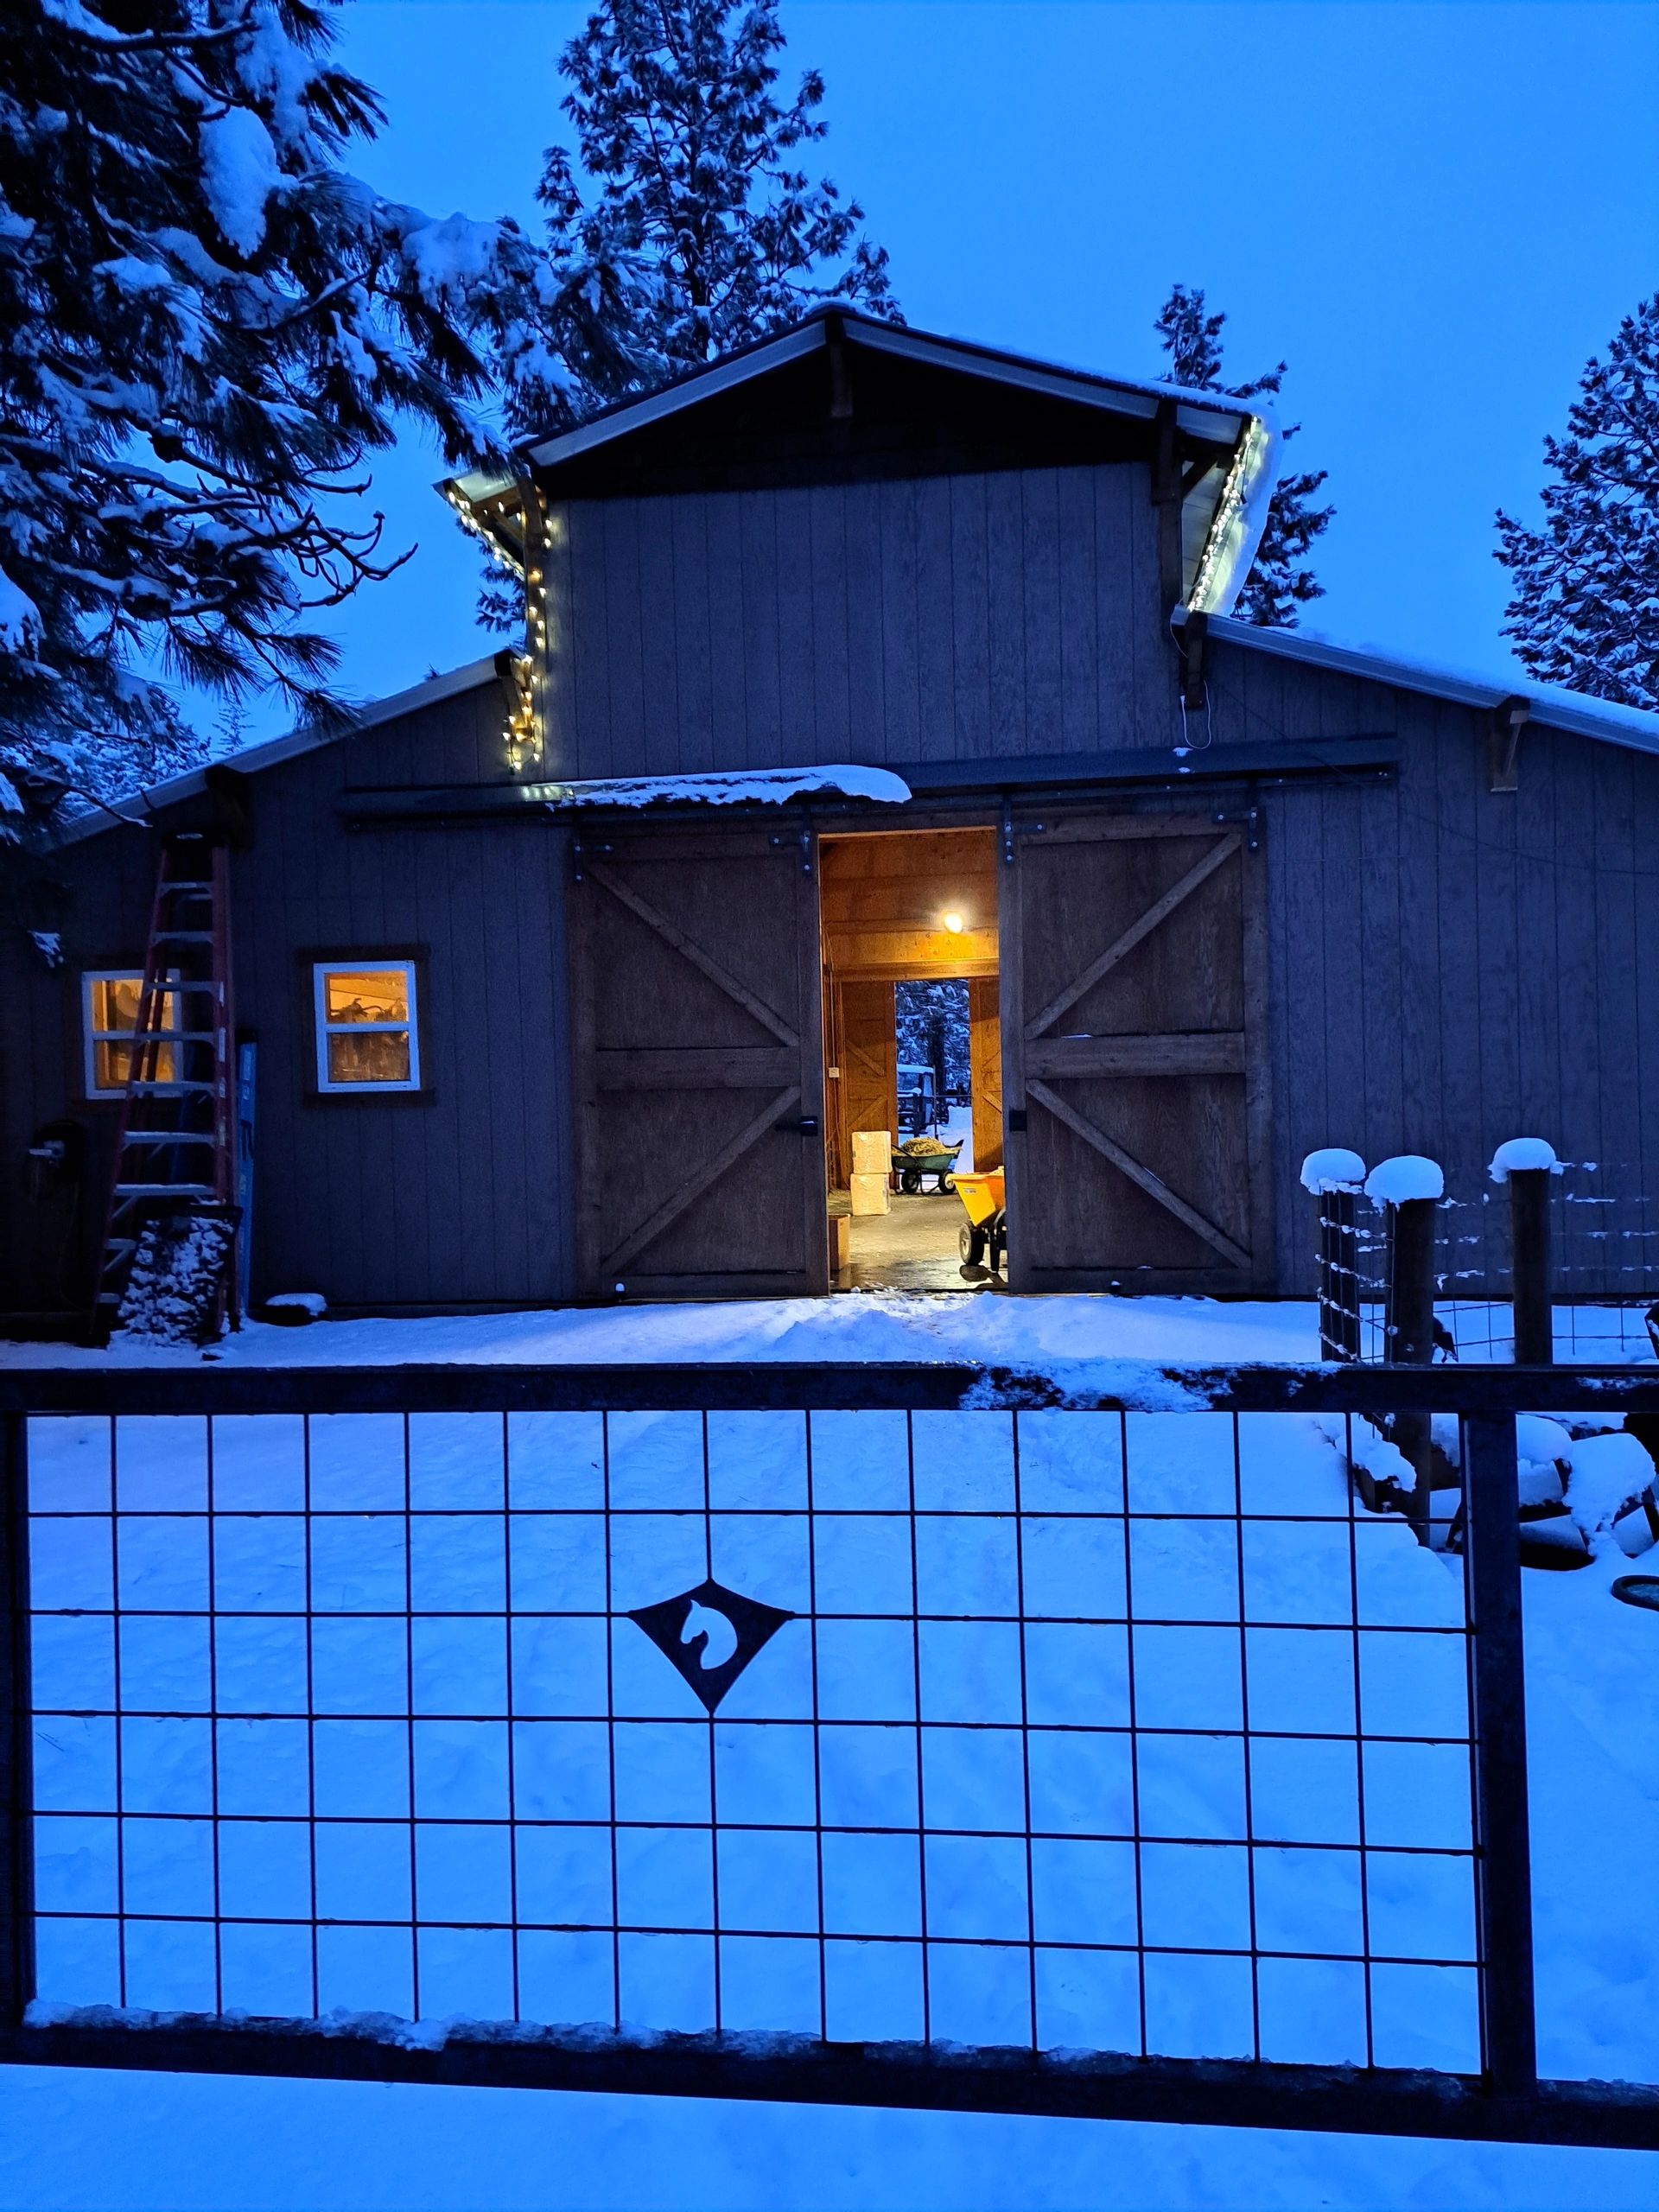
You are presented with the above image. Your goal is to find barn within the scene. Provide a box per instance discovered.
[4,306,1658,1331]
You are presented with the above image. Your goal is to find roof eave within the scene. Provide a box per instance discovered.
[1181,611,1659,759]
[513,313,1256,478]
[52,658,504,848]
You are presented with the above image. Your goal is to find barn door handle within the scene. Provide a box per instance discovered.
[775,1115,819,1135]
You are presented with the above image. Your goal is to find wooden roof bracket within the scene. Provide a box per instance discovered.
[1488,695,1530,793]
[1177,609,1211,711]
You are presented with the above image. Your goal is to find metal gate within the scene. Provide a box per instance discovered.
[2,1363,1656,2149]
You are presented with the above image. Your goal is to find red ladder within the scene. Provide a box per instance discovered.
[91,833,238,1339]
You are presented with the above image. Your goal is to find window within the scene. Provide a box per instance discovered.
[313,960,422,1092]
[82,973,177,1097]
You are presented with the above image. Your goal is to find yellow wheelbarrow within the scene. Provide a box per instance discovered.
[954,1169,1007,1277]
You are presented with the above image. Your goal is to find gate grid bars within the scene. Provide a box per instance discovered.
[2,1363,1657,2152]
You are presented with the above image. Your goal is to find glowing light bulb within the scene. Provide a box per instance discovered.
[941,910,965,934]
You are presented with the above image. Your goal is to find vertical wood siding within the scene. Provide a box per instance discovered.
[541,465,1172,776]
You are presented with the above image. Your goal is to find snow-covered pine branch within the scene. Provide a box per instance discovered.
[1497,296,1659,713]
[0,0,575,832]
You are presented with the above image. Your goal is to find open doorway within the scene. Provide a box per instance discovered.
[820,827,1002,1292]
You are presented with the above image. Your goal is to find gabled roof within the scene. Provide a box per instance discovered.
[1179,610,1659,760]
[445,306,1281,621]
[523,308,1262,470]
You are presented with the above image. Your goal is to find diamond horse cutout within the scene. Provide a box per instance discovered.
[627,1578,793,1713]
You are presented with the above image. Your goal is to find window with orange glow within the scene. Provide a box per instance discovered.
[82,973,179,1096]
[313,961,421,1091]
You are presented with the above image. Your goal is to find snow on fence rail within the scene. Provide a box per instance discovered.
[2,1363,1658,2152]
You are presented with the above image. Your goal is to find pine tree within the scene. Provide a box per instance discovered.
[0,0,580,830]
[1154,283,1333,627]
[521,0,899,424]
[474,0,899,628]
[896,980,968,1098]
[1497,297,1659,712]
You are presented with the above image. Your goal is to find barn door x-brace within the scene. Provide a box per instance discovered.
[570,826,828,1300]
[1004,813,1271,1293]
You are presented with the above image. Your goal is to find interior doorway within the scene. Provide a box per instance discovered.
[819,827,1002,1293]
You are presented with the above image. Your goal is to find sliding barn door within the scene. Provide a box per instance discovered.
[569,823,829,1298]
[1001,813,1272,1294]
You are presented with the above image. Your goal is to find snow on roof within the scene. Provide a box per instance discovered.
[53,658,500,847]
[1187,610,1659,758]
[553,764,911,809]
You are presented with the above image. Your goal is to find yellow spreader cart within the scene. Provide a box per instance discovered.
[953,1169,1007,1277]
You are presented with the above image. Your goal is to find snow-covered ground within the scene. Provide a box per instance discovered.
[938,1101,974,1170]
[3,2061,1658,2211]
[6,1290,1652,1377]
[1,1288,1318,1375]
[26,1407,1496,2070]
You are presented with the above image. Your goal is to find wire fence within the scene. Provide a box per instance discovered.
[22,1405,1484,2072]
[1325,1164,1659,1366]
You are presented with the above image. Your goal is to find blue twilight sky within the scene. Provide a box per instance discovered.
[289,0,1659,729]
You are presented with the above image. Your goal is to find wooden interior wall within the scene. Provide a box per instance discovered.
[820,829,998,982]
[968,978,1003,1171]
[832,980,896,1188]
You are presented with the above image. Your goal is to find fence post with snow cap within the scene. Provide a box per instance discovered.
[1366,1155,1445,1365]
[1491,1139,1560,1365]
[1367,1155,1446,1529]
[1464,1411,1538,2094]
[1301,1148,1366,1362]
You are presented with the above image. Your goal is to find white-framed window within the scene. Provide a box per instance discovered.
[313,960,422,1092]
[82,972,178,1097]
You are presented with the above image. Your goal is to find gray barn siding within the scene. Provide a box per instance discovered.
[542,464,1170,776]
[2,678,572,1320]
[1201,638,1658,1295]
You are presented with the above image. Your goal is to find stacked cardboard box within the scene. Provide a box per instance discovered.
[850,1128,893,1177]
[849,1129,892,1216]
